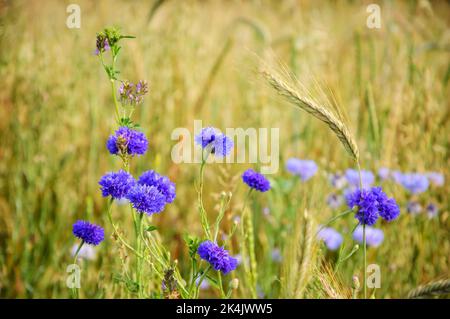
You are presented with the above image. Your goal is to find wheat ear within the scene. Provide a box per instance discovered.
[262,70,359,161]
[407,279,450,298]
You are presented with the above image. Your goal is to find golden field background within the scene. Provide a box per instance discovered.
[0,0,448,298]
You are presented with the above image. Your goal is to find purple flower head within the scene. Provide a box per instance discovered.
[407,201,422,215]
[242,168,271,192]
[329,173,347,189]
[426,203,439,219]
[195,127,233,157]
[95,36,110,55]
[119,80,148,105]
[378,167,390,180]
[107,126,148,156]
[211,134,234,157]
[347,187,400,225]
[126,184,166,215]
[345,169,374,188]
[391,170,403,183]
[398,173,429,194]
[72,220,105,246]
[99,170,136,199]
[197,241,238,274]
[427,172,444,187]
[353,225,384,247]
[378,197,400,221]
[371,187,400,222]
[195,127,218,148]
[346,188,379,225]
[138,170,176,204]
[285,158,318,181]
[326,193,344,209]
[317,227,343,251]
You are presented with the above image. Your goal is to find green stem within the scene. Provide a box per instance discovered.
[106,199,143,258]
[239,189,257,298]
[356,160,367,299]
[71,240,84,298]
[317,209,354,234]
[198,151,211,239]
[134,212,144,298]
[217,272,226,298]
[194,265,212,298]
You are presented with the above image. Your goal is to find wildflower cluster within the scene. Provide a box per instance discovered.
[242,168,271,192]
[346,187,400,225]
[72,220,105,246]
[286,158,318,181]
[119,80,149,105]
[197,241,238,274]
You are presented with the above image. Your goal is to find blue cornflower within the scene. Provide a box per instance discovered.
[346,188,379,225]
[285,158,318,181]
[138,170,176,204]
[212,134,234,157]
[378,167,390,180]
[195,127,234,157]
[197,241,238,274]
[398,173,429,194]
[326,193,344,209]
[345,169,374,188]
[353,225,384,247]
[391,170,404,183]
[347,187,400,225]
[99,170,136,200]
[242,168,271,192]
[426,203,438,219]
[195,127,218,148]
[317,227,343,251]
[407,201,422,215]
[107,126,148,156]
[371,187,400,222]
[126,184,166,215]
[72,220,105,246]
[329,173,347,189]
[427,172,444,187]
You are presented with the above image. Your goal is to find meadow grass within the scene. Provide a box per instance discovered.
[0,0,448,298]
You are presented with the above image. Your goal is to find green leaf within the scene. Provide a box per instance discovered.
[146,225,157,232]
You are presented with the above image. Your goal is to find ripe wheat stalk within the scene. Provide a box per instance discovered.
[407,279,450,298]
[261,69,359,161]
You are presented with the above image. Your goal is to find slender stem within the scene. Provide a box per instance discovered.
[239,189,257,298]
[99,52,121,123]
[71,240,84,298]
[135,212,144,298]
[217,272,226,298]
[363,224,367,298]
[356,160,367,299]
[317,209,354,234]
[106,199,143,258]
[198,151,211,239]
[194,265,212,298]
[111,79,121,123]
